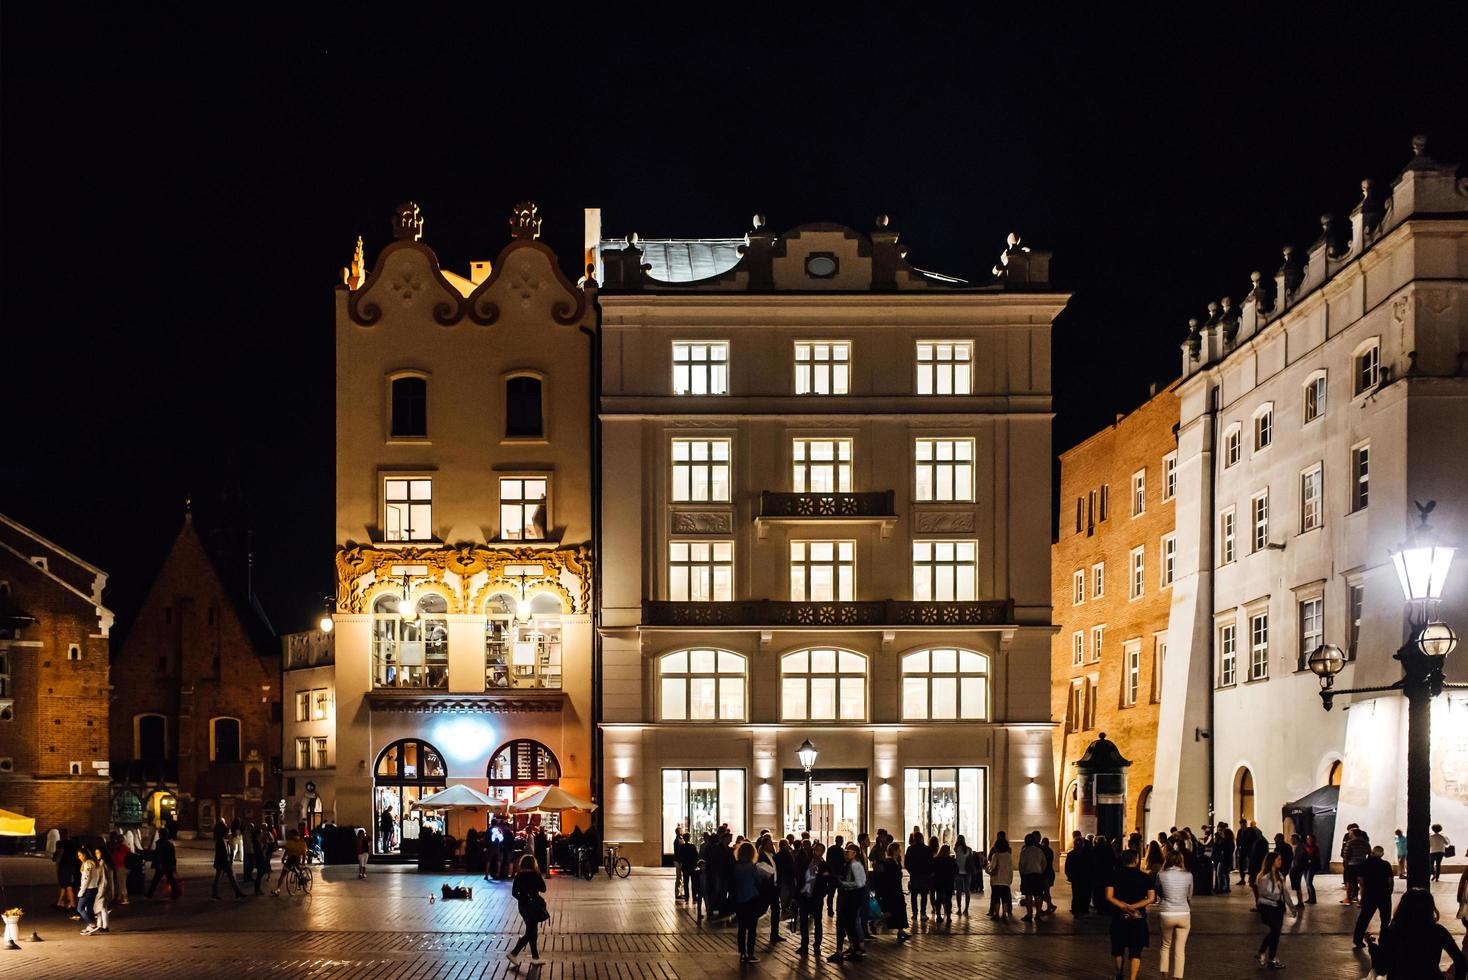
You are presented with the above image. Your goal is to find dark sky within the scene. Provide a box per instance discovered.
[3,3,1465,634]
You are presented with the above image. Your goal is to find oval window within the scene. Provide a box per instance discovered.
[806,255,838,278]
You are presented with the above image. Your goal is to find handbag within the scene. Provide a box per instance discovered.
[532,895,550,922]
[1444,844,1456,858]
[866,894,883,921]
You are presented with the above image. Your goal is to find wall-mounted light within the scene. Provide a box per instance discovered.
[318,594,335,634]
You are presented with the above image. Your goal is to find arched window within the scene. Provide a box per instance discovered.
[210,717,241,762]
[659,649,745,721]
[373,738,449,855]
[487,739,561,787]
[1327,759,1342,787]
[484,592,563,690]
[780,648,866,721]
[375,738,448,783]
[506,376,544,438]
[1302,370,1327,424]
[1234,766,1255,823]
[372,592,449,689]
[901,648,988,720]
[1138,785,1153,841]
[135,713,167,761]
[390,376,427,438]
[1353,339,1381,395]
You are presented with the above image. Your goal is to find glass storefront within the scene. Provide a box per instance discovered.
[782,777,864,841]
[661,768,745,856]
[484,593,563,690]
[373,738,447,855]
[904,767,986,848]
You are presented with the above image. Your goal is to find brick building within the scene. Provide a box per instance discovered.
[1052,385,1178,842]
[110,516,280,833]
[0,513,114,836]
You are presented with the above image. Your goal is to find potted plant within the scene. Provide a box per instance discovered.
[2,907,22,949]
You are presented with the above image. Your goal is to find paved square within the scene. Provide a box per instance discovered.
[1,848,1462,978]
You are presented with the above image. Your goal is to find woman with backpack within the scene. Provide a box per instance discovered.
[506,854,548,967]
[1252,852,1288,970]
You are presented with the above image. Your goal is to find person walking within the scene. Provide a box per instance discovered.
[241,821,258,891]
[1367,889,1467,979]
[210,818,245,899]
[986,835,1014,920]
[828,843,867,962]
[1431,824,1452,883]
[256,824,274,893]
[904,833,933,924]
[953,834,974,916]
[1352,845,1394,950]
[77,845,103,935]
[1300,834,1320,905]
[146,830,180,900]
[1253,852,1288,969]
[89,844,113,934]
[1394,829,1409,879]
[1105,849,1156,980]
[731,841,772,964]
[875,841,910,943]
[1341,827,1371,906]
[932,843,958,923]
[1018,831,1047,921]
[1286,834,1308,910]
[355,827,370,879]
[795,841,828,956]
[507,854,548,967]
[1156,850,1193,980]
[1065,835,1091,915]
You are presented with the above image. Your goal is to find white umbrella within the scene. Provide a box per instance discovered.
[416,784,498,809]
[508,786,598,814]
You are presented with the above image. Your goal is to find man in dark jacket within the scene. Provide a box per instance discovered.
[1352,846,1394,948]
[903,834,933,922]
[1235,822,1256,884]
[145,831,180,900]
[1064,834,1090,915]
[1089,837,1117,914]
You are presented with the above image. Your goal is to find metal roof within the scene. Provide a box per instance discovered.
[604,238,744,283]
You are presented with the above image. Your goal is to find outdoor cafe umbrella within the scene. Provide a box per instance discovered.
[0,809,34,838]
[415,784,499,809]
[508,786,597,814]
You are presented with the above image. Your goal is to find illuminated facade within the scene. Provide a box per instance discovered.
[1155,138,1468,861]
[324,203,596,853]
[1051,386,1178,843]
[593,215,1067,866]
[0,513,113,834]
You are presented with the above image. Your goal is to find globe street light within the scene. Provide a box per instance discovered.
[1312,502,1465,888]
[797,739,818,834]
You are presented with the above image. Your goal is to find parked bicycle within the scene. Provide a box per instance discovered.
[604,844,631,879]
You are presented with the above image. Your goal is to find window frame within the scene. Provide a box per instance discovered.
[658,649,747,722]
[1219,507,1237,565]
[503,372,547,441]
[789,540,856,602]
[668,541,734,602]
[1071,631,1084,668]
[1350,442,1370,512]
[1162,452,1177,502]
[1297,595,1324,671]
[792,437,853,494]
[1218,622,1238,687]
[1253,403,1275,452]
[672,340,730,396]
[1131,469,1146,517]
[914,437,976,503]
[671,437,732,503]
[1090,624,1105,664]
[1248,611,1270,681]
[1251,490,1270,553]
[1353,339,1381,396]
[782,648,868,722]
[1129,546,1145,599]
[1300,464,1323,534]
[387,371,429,441]
[1347,582,1365,661]
[209,716,242,763]
[1092,562,1105,599]
[1161,533,1177,588]
[1122,640,1141,707]
[383,474,434,543]
[794,341,850,395]
[1072,569,1085,606]
[295,736,311,771]
[498,475,550,542]
[899,648,989,722]
[313,736,329,769]
[911,540,978,602]
[915,340,974,395]
[1223,424,1242,468]
[1151,634,1167,703]
[1303,371,1327,425]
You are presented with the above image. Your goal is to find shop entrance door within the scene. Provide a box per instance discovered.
[781,768,865,841]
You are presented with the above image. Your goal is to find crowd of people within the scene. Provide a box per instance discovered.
[650,820,1468,976]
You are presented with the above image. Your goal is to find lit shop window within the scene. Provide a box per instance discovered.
[673,342,729,396]
[916,341,972,395]
[781,649,866,721]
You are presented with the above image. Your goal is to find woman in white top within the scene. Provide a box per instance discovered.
[1155,849,1193,979]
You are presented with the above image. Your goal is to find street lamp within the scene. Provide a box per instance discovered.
[797,739,818,834]
[318,595,336,634]
[1311,501,1465,888]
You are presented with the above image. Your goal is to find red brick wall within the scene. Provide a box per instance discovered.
[110,522,280,831]
[0,542,111,834]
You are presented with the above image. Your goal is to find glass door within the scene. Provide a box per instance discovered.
[782,779,864,841]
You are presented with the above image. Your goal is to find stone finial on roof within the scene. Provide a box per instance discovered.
[1185,317,1201,358]
[751,213,767,231]
[991,232,1025,277]
[393,202,424,241]
[1403,134,1438,172]
[1278,245,1304,298]
[509,202,542,240]
[1320,213,1346,258]
[1248,270,1273,312]
[875,214,890,230]
[1220,296,1239,346]
[1360,178,1387,233]
[341,236,367,290]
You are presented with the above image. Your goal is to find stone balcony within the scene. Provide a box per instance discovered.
[642,598,1014,628]
[754,491,897,538]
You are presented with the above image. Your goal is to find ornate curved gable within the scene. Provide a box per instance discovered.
[464,202,588,327]
[347,201,465,326]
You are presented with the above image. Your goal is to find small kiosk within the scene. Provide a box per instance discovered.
[1073,732,1132,845]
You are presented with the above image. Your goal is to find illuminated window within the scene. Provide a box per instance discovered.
[793,439,852,493]
[499,478,548,541]
[1351,443,1370,511]
[915,439,975,502]
[1303,372,1327,424]
[901,648,987,721]
[312,689,330,721]
[673,342,729,395]
[672,439,731,502]
[313,737,328,769]
[1300,465,1323,533]
[505,376,543,438]
[295,690,310,722]
[669,542,733,601]
[782,649,867,721]
[795,342,849,395]
[912,541,976,601]
[1218,623,1237,687]
[295,737,311,770]
[1219,508,1236,564]
[916,341,973,395]
[659,650,746,721]
[1354,341,1380,395]
[790,541,855,601]
[384,478,432,542]
[390,376,427,438]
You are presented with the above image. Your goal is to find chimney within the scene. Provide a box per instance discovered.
[469,261,492,285]
[584,208,603,284]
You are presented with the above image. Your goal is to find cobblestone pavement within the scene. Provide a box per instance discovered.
[2,855,1464,979]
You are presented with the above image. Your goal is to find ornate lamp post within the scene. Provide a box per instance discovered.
[1309,503,1463,888]
[797,739,818,834]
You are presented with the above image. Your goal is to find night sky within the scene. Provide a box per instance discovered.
[2,3,1465,635]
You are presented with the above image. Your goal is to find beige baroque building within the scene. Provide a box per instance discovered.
[592,215,1068,866]
[324,202,596,855]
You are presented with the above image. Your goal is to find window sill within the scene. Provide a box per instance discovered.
[386,437,431,446]
[500,436,550,446]
[378,538,441,548]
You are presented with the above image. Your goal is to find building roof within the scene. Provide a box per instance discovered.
[609,238,746,284]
